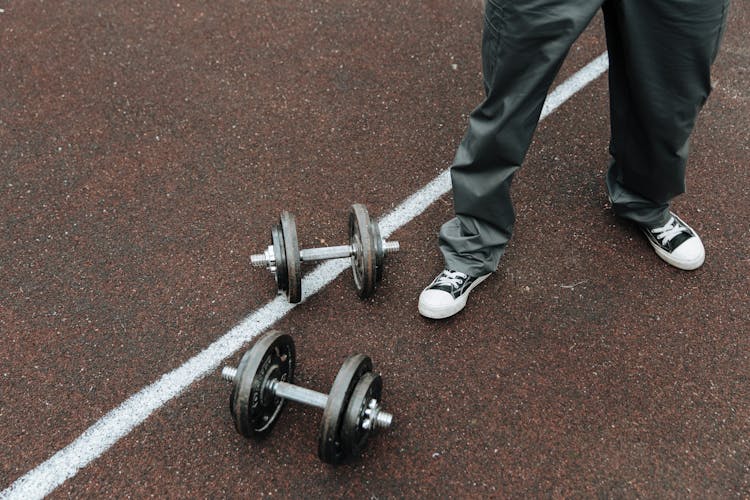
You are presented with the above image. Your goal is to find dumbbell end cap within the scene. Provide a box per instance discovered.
[250,253,268,267]
[221,366,237,382]
[374,410,393,429]
[251,246,276,268]
[364,400,393,430]
[382,241,400,254]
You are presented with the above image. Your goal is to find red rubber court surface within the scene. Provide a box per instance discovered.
[1,1,748,497]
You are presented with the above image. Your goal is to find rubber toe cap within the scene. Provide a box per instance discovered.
[671,236,705,270]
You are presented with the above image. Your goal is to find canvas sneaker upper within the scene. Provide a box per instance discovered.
[640,212,705,270]
[418,270,490,319]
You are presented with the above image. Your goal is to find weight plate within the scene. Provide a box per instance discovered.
[280,211,302,303]
[229,330,295,438]
[271,224,288,294]
[349,204,377,298]
[318,354,372,464]
[341,372,383,459]
[369,219,384,283]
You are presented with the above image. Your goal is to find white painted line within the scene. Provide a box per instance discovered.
[1,52,609,500]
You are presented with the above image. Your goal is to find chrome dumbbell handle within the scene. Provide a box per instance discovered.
[300,241,400,262]
[251,241,400,269]
[301,245,357,262]
[269,380,328,409]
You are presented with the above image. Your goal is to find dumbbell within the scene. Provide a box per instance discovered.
[250,204,399,303]
[221,329,393,464]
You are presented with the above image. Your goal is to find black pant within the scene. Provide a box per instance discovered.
[439,0,729,277]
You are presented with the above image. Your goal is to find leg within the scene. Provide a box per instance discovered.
[604,0,729,226]
[439,0,603,277]
[419,0,602,319]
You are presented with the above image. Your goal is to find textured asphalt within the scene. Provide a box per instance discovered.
[1,0,748,497]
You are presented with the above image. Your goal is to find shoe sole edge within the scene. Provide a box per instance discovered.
[649,241,705,270]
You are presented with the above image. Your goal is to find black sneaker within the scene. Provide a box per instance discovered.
[640,212,705,270]
[418,270,490,319]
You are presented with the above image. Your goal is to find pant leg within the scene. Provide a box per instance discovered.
[604,0,730,226]
[439,0,603,277]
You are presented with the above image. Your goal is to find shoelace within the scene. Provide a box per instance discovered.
[650,216,686,244]
[434,271,468,289]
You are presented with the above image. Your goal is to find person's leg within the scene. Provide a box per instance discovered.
[420,0,602,319]
[603,0,729,269]
[438,0,603,278]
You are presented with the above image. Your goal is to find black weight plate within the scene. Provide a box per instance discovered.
[369,219,384,283]
[229,330,295,438]
[341,372,383,459]
[271,224,288,294]
[318,354,372,464]
[280,211,301,303]
[349,204,377,298]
